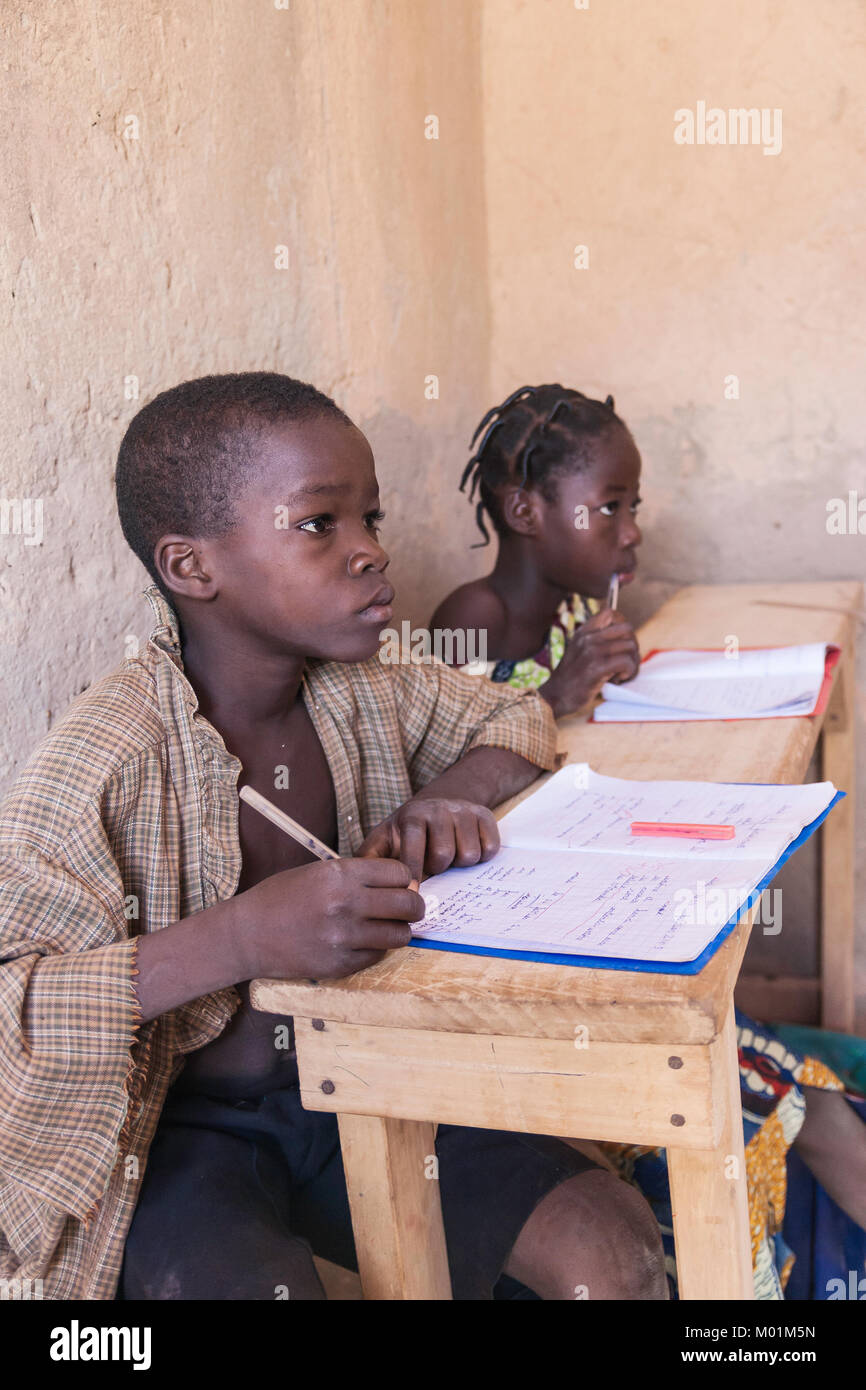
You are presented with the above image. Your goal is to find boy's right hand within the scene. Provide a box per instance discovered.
[234,857,424,981]
[541,609,640,718]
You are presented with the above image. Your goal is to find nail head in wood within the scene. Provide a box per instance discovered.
[670,1113,685,1127]
[312,1018,325,1031]
[668,1055,683,1069]
[321,1079,335,1094]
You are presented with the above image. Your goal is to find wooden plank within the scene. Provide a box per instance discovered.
[820,642,857,1031]
[252,915,753,1044]
[630,580,859,649]
[668,1002,753,1299]
[294,1017,720,1150]
[336,1113,451,1300]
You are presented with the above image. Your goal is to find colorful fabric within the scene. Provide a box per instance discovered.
[772,1021,866,1096]
[487,593,866,1300]
[595,1012,862,1300]
[460,594,600,685]
[0,586,558,1299]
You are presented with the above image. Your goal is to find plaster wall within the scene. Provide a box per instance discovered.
[1,0,489,779]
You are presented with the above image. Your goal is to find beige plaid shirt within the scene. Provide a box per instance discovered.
[0,586,557,1299]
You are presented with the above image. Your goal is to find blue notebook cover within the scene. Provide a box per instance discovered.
[411,789,845,976]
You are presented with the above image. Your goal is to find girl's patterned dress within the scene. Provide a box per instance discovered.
[478,592,866,1300]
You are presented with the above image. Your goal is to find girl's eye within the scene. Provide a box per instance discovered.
[598,497,641,518]
[366,509,386,534]
[298,515,334,535]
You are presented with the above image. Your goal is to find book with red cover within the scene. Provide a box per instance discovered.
[589,644,839,723]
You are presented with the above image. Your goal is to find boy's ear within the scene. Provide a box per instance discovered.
[501,486,542,538]
[153,535,218,602]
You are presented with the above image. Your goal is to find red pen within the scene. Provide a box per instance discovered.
[630,821,736,840]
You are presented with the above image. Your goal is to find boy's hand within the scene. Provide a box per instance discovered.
[541,609,640,718]
[236,857,424,980]
[358,797,500,882]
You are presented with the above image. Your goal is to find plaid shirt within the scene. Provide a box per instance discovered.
[0,586,557,1299]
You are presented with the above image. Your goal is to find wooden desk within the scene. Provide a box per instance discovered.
[251,580,860,1300]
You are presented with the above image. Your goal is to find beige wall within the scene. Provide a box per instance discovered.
[482,0,866,1022]
[1,0,490,780]
[483,0,865,623]
[3,2,863,1021]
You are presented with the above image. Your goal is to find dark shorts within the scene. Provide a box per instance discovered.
[119,1054,600,1301]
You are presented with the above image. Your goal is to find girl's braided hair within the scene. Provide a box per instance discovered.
[460,384,625,547]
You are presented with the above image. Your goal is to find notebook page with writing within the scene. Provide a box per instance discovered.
[415,847,779,962]
[595,643,828,721]
[498,766,835,863]
[413,767,840,965]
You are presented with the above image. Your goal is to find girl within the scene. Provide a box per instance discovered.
[431,382,866,1300]
[430,384,643,715]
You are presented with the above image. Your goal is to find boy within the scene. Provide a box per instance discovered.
[0,373,666,1300]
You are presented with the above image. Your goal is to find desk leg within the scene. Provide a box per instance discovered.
[821,652,856,1032]
[667,1003,753,1300]
[337,1113,452,1300]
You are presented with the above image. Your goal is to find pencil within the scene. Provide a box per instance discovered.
[238,784,420,892]
[606,572,619,611]
[239,785,340,861]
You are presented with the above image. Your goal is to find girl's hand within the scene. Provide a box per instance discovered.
[542,609,640,718]
[358,797,500,882]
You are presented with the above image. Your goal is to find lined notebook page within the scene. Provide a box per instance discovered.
[416,847,774,961]
[594,643,829,722]
[414,767,838,964]
[498,766,836,862]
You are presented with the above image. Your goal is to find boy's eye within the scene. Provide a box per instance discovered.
[298,514,334,535]
[631,497,642,514]
[297,510,385,536]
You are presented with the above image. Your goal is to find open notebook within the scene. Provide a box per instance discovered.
[413,766,843,974]
[592,643,839,722]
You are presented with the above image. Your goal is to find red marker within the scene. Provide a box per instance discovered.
[630,821,736,840]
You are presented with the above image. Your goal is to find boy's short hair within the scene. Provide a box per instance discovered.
[115,372,352,595]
